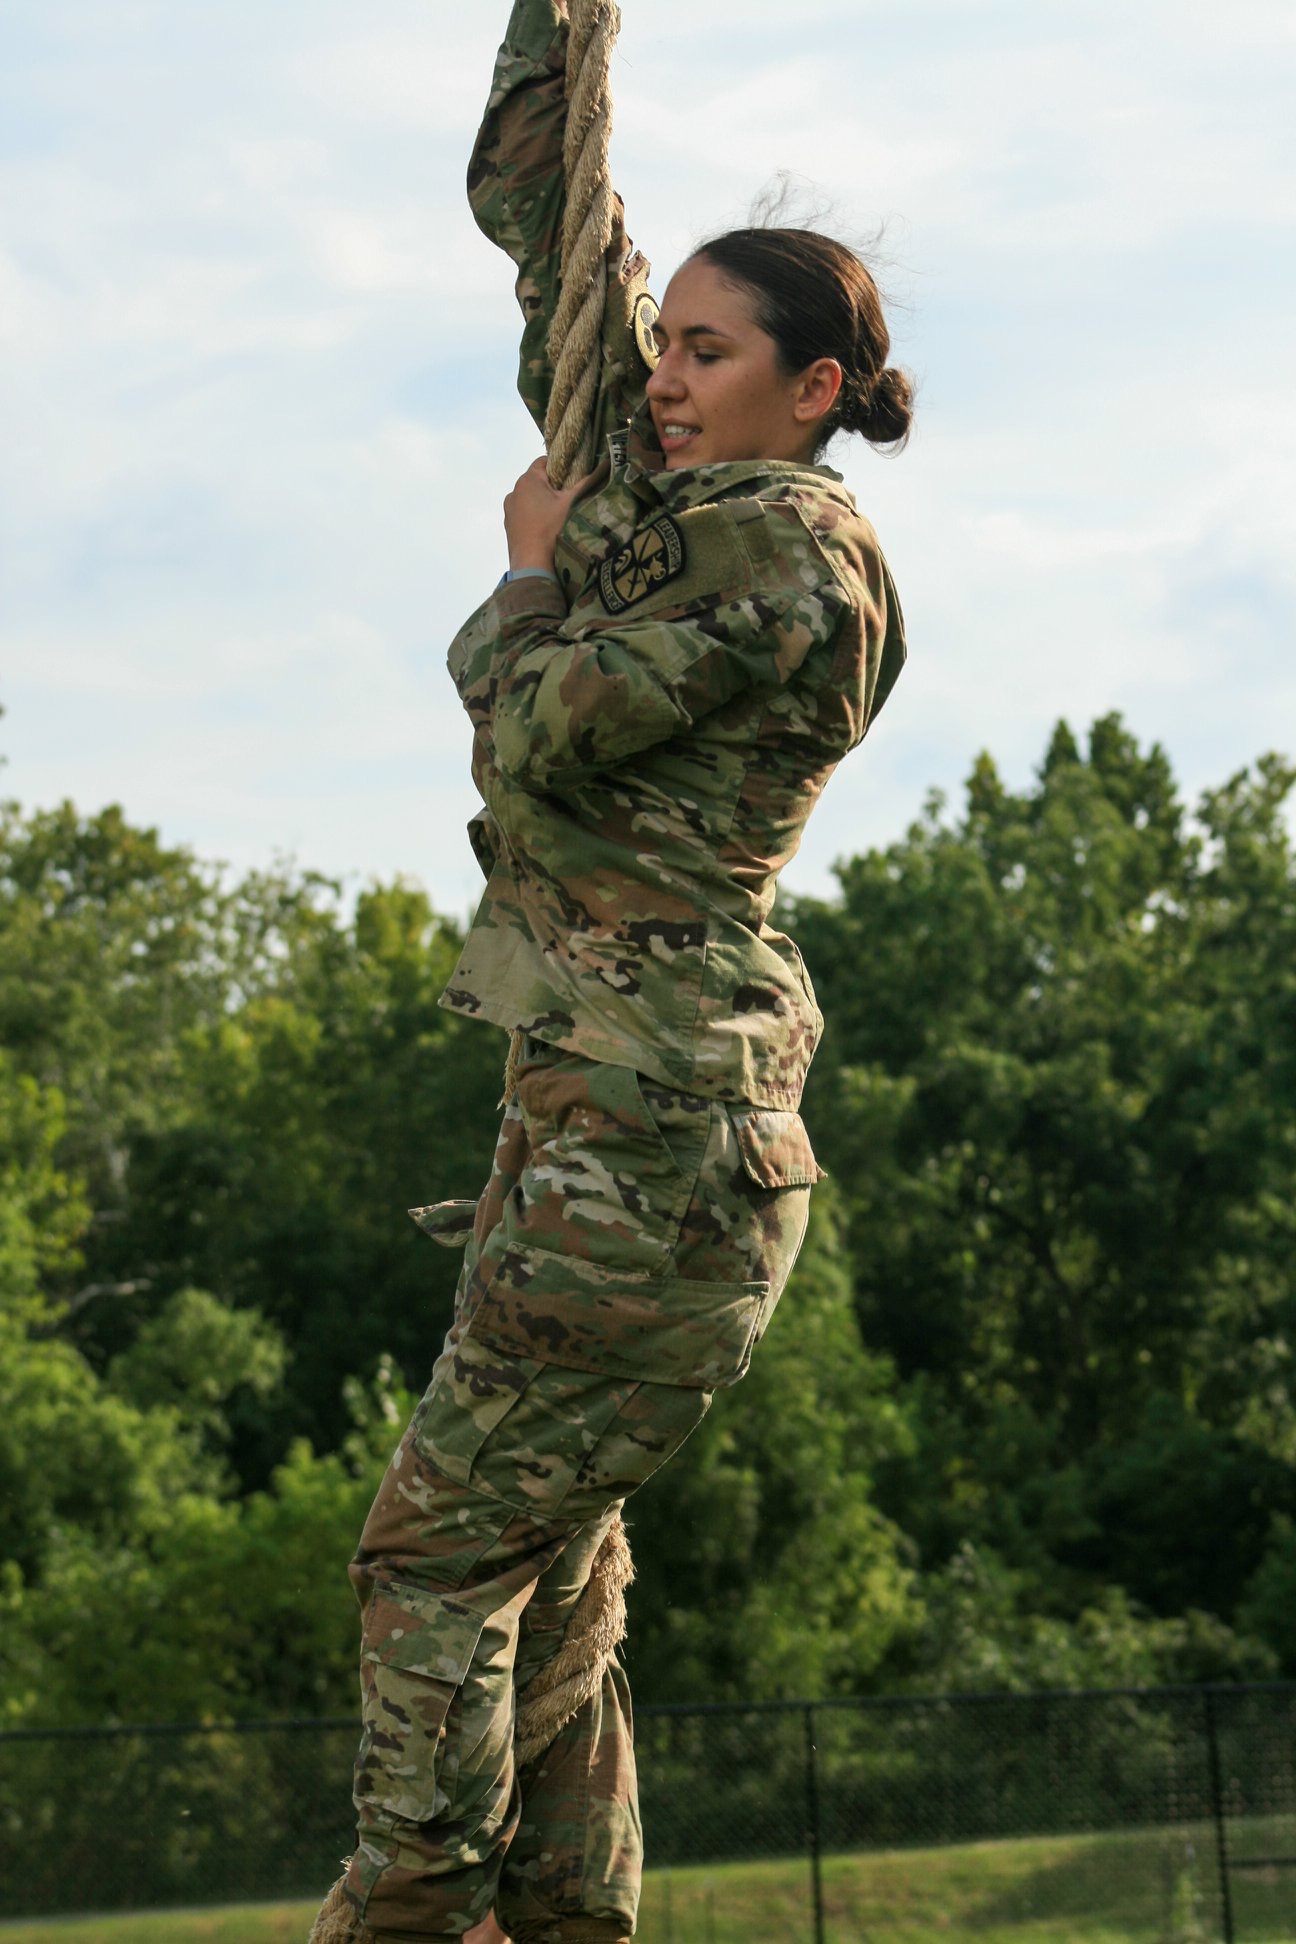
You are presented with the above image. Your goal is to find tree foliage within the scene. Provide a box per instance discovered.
[790,716,1296,1679]
[2,715,1294,1724]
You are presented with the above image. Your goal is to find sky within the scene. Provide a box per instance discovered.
[3,0,1294,918]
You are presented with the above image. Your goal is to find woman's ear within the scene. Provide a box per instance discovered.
[793,357,843,430]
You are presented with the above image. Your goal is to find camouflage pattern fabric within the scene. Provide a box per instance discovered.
[343,1039,819,1939]
[442,0,908,1111]
[465,0,656,456]
[333,3,906,1935]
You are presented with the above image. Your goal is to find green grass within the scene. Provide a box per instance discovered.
[637,1829,1221,1943]
[0,1912,311,1944]
[5,1825,1294,1943]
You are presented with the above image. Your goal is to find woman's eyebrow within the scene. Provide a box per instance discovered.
[655,322,735,343]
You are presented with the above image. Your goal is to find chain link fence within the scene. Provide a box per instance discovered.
[3,1684,1295,1938]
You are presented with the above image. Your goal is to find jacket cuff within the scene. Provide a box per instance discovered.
[491,572,569,630]
[503,0,568,68]
[466,808,501,880]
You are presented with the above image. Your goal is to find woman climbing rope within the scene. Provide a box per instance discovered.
[310,2,911,1940]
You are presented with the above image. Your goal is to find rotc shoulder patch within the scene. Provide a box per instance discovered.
[598,515,686,615]
[633,293,661,371]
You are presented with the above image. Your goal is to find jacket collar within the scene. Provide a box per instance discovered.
[623,400,853,513]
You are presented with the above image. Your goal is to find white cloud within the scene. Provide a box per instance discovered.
[2,0,1293,908]
[962,511,1188,572]
[292,23,489,134]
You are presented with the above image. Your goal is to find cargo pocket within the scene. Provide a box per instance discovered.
[416,1333,642,1516]
[729,1108,826,1189]
[466,1242,775,1390]
[415,1335,534,1488]
[354,1581,487,1823]
[512,1059,704,1276]
[409,1198,478,1248]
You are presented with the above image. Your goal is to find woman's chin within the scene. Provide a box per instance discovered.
[659,432,704,466]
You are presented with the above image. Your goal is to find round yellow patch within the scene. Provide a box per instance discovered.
[633,292,661,371]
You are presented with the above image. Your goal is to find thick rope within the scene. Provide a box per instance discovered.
[514,1512,635,1767]
[501,1030,523,1110]
[504,0,620,1110]
[500,11,634,1755]
[306,1870,375,1944]
[544,0,620,487]
[304,34,635,1927]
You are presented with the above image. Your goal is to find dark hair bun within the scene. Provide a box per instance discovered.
[693,228,913,456]
[847,365,914,450]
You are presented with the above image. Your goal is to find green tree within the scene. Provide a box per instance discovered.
[0,798,227,1225]
[0,792,503,1470]
[12,1362,408,1727]
[7,717,1296,1719]
[0,1053,88,1324]
[627,1191,920,1701]
[108,878,504,1470]
[789,717,1296,1653]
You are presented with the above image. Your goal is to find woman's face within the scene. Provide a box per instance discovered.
[645,257,831,469]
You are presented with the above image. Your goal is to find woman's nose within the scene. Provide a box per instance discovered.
[646,359,682,399]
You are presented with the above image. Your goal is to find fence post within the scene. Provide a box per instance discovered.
[1203,1687,1235,1944]
[803,1704,825,1944]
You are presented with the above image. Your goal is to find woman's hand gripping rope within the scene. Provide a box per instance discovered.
[503,455,597,575]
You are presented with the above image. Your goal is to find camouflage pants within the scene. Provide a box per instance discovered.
[344,1040,818,1942]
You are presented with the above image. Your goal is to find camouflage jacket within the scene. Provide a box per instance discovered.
[440,0,906,1109]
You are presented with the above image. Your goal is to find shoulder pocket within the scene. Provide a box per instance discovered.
[577,504,755,627]
[729,1108,825,1189]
